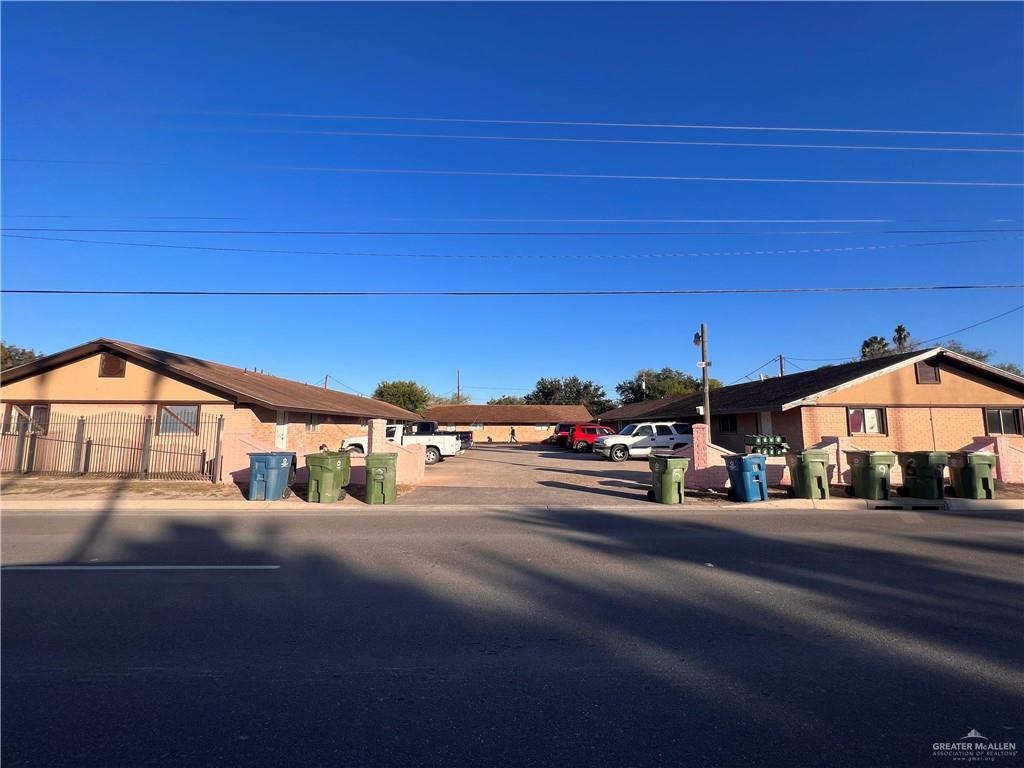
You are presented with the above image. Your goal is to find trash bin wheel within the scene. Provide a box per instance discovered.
[646,488,655,502]
[844,485,855,497]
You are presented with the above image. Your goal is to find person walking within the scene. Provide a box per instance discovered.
[509,427,518,444]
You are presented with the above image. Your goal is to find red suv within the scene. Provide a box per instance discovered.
[567,424,616,452]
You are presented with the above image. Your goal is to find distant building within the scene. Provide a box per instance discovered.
[424,404,593,444]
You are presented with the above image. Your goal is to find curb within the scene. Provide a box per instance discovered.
[2,497,1020,514]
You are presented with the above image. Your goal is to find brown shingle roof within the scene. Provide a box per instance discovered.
[1,339,422,421]
[425,404,593,424]
[596,348,1024,421]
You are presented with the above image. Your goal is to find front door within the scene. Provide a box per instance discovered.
[759,411,774,435]
[275,411,288,450]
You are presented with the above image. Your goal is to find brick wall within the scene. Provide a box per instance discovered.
[800,405,1020,453]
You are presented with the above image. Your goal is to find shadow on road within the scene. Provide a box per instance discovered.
[3,506,1022,767]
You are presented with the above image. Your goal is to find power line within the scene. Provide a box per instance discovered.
[5,227,1021,237]
[915,304,1024,345]
[4,232,1020,263]
[327,375,366,397]
[4,285,1021,298]
[191,110,1024,137]
[384,217,1018,224]
[5,159,1021,188]
[730,356,781,385]
[192,127,1024,154]
[785,304,1024,362]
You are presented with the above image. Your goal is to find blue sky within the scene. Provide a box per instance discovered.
[3,2,1022,400]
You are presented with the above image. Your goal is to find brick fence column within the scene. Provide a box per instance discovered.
[691,423,710,470]
[367,419,388,453]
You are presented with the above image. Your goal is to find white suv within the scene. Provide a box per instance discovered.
[593,422,693,462]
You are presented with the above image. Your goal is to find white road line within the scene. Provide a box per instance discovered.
[1,565,281,571]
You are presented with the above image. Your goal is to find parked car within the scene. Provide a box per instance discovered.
[593,422,693,462]
[567,424,616,452]
[342,423,464,465]
[552,423,575,447]
[406,420,474,450]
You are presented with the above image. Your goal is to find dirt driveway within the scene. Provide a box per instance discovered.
[396,444,656,505]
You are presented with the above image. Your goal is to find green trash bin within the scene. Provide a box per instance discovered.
[648,454,689,504]
[304,451,350,503]
[785,449,830,499]
[896,451,949,500]
[947,451,997,499]
[844,450,896,500]
[365,452,397,504]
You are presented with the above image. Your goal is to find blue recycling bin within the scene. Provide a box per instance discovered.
[725,453,769,502]
[247,452,296,501]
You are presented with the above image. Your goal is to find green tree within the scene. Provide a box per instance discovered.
[615,367,721,405]
[940,339,992,363]
[487,394,527,405]
[372,380,432,415]
[892,324,913,353]
[524,376,613,415]
[0,342,42,370]
[429,392,472,407]
[860,336,892,359]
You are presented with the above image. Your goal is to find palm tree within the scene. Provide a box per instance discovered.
[860,336,891,359]
[892,324,912,353]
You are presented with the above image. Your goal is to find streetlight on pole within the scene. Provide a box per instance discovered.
[693,323,711,430]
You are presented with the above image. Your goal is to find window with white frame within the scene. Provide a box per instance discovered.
[306,413,320,432]
[848,407,886,435]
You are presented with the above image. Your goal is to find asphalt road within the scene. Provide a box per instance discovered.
[3,505,1022,767]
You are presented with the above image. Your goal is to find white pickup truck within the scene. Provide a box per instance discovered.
[593,422,694,462]
[342,424,464,465]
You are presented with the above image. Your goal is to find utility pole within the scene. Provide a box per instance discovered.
[323,374,329,390]
[778,355,785,378]
[694,323,711,430]
[456,369,461,402]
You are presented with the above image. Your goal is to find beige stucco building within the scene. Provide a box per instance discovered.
[596,348,1024,482]
[0,338,421,484]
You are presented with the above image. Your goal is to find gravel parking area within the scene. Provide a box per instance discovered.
[396,443,657,505]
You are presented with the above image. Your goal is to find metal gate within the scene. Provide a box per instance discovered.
[0,412,223,481]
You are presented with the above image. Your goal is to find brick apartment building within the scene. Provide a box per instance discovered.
[0,338,421,483]
[597,347,1024,458]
